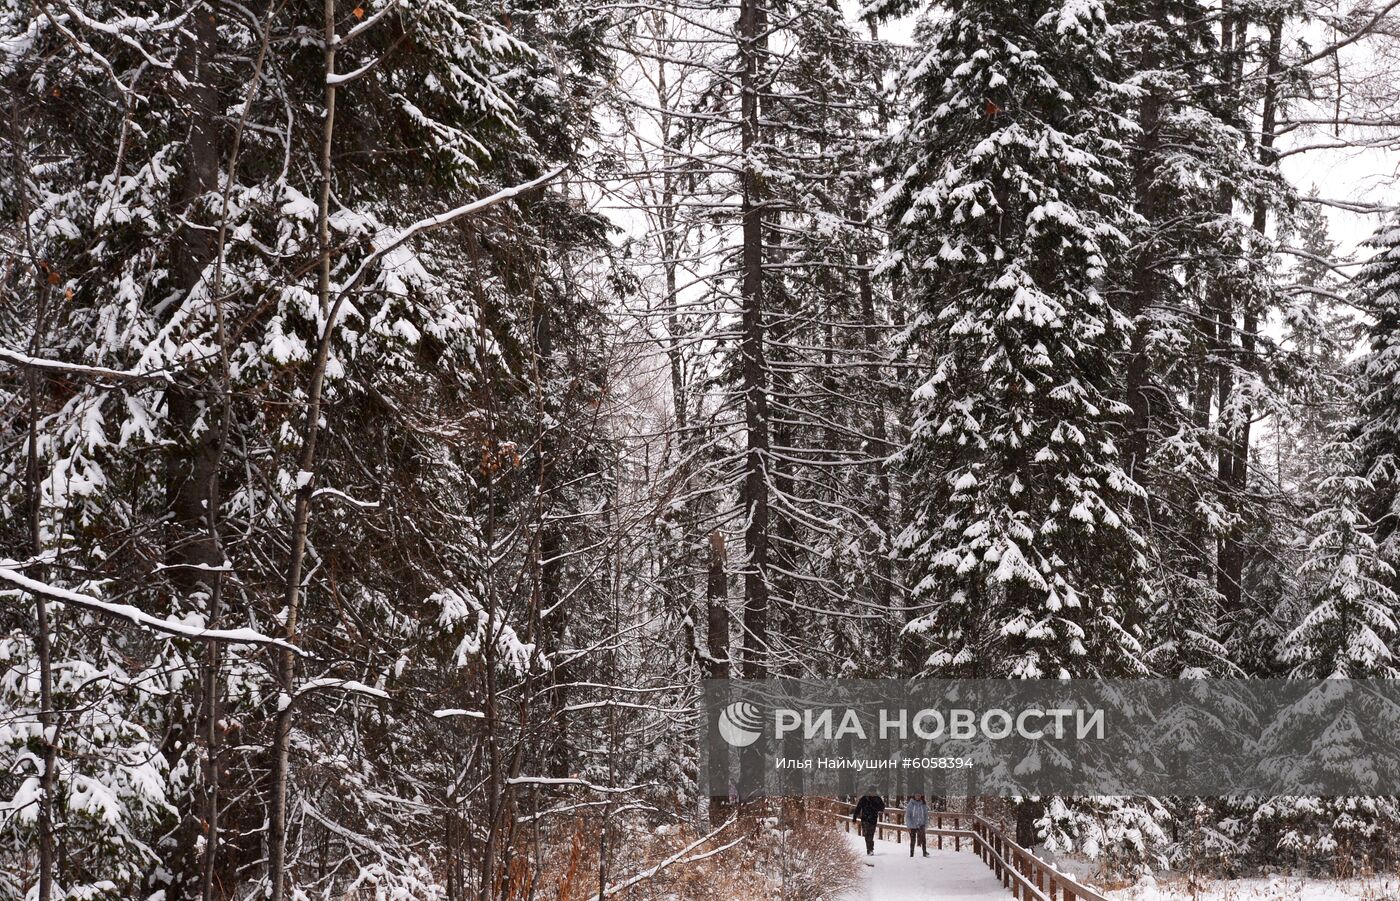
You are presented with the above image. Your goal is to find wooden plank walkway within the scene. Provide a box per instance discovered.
[838,831,1009,901]
[827,800,1111,901]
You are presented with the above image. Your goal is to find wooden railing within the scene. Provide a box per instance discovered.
[825,800,1109,901]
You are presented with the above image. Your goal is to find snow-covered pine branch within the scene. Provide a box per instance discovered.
[0,565,305,652]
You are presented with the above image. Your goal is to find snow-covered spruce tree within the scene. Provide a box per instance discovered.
[1243,223,1400,876]
[1253,437,1400,874]
[1227,206,1400,880]
[875,0,1167,866]
[878,0,1150,682]
[1359,215,1400,560]
[1280,440,1398,681]
[1250,202,1358,675]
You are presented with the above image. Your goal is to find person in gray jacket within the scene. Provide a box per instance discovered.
[904,794,930,858]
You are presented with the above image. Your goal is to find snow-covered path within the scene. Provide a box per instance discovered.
[838,832,1010,901]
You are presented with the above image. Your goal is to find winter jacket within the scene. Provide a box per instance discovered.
[853,794,886,824]
[904,799,929,830]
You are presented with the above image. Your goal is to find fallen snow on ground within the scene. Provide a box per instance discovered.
[837,832,1008,901]
[1108,873,1400,900]
[835,831,1400,901]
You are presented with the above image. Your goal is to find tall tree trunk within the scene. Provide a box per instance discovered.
[1125,0,1165,484]
[1224,14,1283,650]
[31,540,56,901]
[268,0,337,895]
[857,218,897,662]
[854,29,900,669]
[14,90,58,901]
[528,293,571,781]
[706,531,731,822]
[167,4,223,594]
[192,16,274,891]
[737,0,770,802]
[30,439,56,901]
[1119,0,1168,642]
[26,317,56,901]
[164,9,224,896]
[1213,0,1245,615]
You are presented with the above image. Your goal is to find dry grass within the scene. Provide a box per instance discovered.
[534,802,859,901]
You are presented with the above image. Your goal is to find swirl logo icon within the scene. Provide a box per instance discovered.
[717,701,764,747]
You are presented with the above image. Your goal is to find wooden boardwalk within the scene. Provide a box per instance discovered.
[828,801,1111,901]
[839,831,1009,901]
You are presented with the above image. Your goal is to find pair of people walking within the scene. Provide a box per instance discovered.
[851,787,932,858]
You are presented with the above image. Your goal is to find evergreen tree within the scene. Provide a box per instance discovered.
[1254,429,1400,875]
[1359,215,1400,558]
[1281,440,1399,679]
[880,0,1150,681]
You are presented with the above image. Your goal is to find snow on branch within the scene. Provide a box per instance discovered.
[326,54,385,86]
[0,347,172,383]
[341,0,403,44]
[1290,0,1400,70]
[432,708,486,719]
[311,486,381,508]
[336,165,568,302]
[0,564,305,653]
[584,819,742,900]
[294,677,390,700]
[505,776,657,794]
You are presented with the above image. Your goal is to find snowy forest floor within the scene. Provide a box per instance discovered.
[832,829,1400,901]
[1105,875,1400,900]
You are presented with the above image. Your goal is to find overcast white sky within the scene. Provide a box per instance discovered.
[862,3,1400,256]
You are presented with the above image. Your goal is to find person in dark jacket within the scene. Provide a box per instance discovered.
[852,785,886,855]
